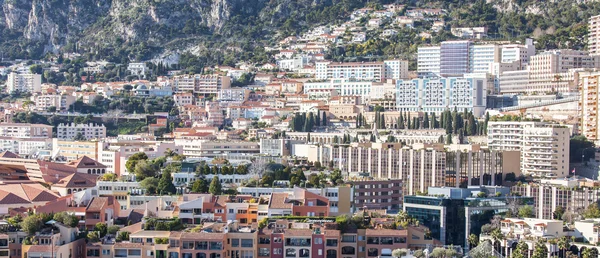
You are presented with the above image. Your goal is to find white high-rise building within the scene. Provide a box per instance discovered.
[395,74,488,117]
[417,40,535,77]
[589,15,600,56]
[315,60,408,81]
[487,122,570,177]
[6,72,41,93]
[57,123,107,140]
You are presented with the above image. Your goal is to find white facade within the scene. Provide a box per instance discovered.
[172,74,231,95]
[303,79,377,102]
[395,74,488,117]
[315,60,408,81]
[31,93,76,111]
[0,123,52,138]
[590,15,600,56]
[6,72,41,93]
[276,56,311,71]
[487,122,570,177]
[0,137,51,156]
[127,63,149,77]
[57,123,107,140]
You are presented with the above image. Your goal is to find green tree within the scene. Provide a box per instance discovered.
[290,169,307,187]
[108,225,120,235]
[490,228,504,254]
[140,177,160,194]
[557,236,570,258]
[94,222,108,237]
[53,212,79,227]
[191,178,209,193]
[87,231,100,242]
[209,176,222,195]
[518,205,534,218]
[584,203,600,218]
[73,132,87,141]
[21,213,44,235]
[125,152,148,173]
[553,206,565,220]
[392,248,408,258]
[157,170,177,195]
[512,241,529,258]
[468,234,479,249]
[532,240,548,258]
[134,160,158,181]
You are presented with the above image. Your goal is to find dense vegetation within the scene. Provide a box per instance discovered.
[2,0,596,69]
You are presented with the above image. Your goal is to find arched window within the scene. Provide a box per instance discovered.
[341,246,355,255]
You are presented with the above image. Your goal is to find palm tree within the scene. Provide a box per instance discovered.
[468,234,479,249]
[558,236,569,258]
[490,228,504,255]
[164,148,176,158]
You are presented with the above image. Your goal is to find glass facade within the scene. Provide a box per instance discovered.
[404,195,534,247]
[440,41,470,75]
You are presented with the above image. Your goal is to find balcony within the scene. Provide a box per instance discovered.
[285,238,311,247]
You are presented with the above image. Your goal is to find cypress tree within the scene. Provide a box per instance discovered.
[484,112,490,135]
[445,112,453,135]
[380,113,386,129]
[423,113,429,130]
[399,114,404,129]
[316,111,321,126]
[308,112,315,131]
[407,113,411,129]
[446,134,452,144]
[413,117,418,129]
[431,112,438,129]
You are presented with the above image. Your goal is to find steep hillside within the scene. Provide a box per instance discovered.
[1,0,600,62]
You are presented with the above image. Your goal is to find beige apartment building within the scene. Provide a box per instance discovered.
[314,143,518,196]
[590,15,600,56]
[488,121,570,177]
[579,71,600,142]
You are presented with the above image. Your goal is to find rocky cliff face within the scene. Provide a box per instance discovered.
[0,0,270,53]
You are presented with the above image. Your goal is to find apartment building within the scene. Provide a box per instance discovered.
[217,88,251,102]
[6,72,42,93]
[127,62,149,78]
[84,196,120,230]
[174,93,194,106]
[590,15,600,56]
[351,179,402,211]
[487,122,570,177]
[479,217,565,256]
[511,179,600,220]
[174,139,259,158]
[315,60,408,81]
[417,40,534,77]
[98,138,178,175]
[52,139,100,161]
[395,74,488,117]
[172,74,231,95]
[314,143,519,196]
[57,123,107,141]
[20,223,86,258]
[579,71,600,142]
[0,123,52,138]
[31,93,76,111]
[0,137,52,156]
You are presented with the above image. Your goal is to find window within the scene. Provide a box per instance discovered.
[231,239,239,247]
[273,249,282,255]
[259,248,269,256]
[314,238,323,244]
[241,239,253,248]
[102,249,111,255]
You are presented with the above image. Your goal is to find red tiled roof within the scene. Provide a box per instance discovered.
[269,193,292,209]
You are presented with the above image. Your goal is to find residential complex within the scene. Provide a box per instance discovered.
[487,122,570,177]
[315,60,408,81]
[6,72,42,93]
[395,74,488,116]
[417,40,534,76]
[310,143,519,196]
[57,123,107,141]
[590,14,600,56]
[0,123,53,138]
[579,71,600,142]
[172,74,231,95]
